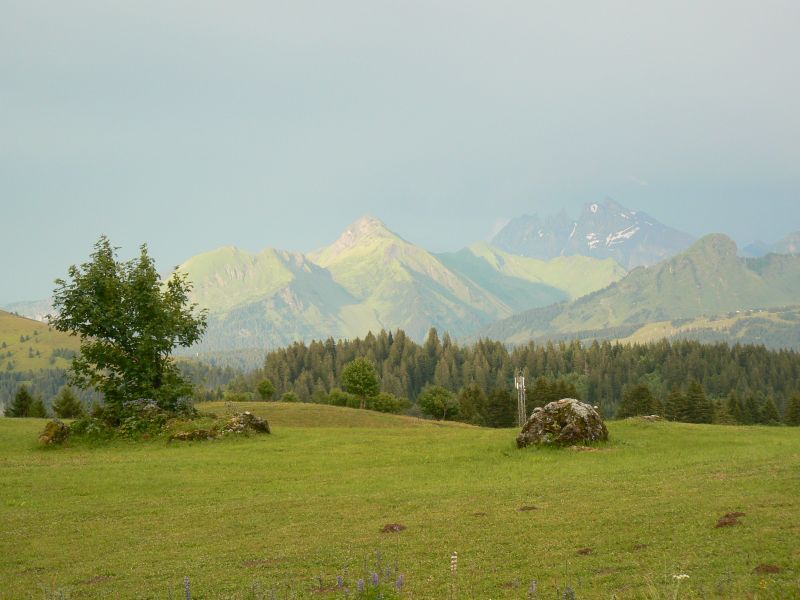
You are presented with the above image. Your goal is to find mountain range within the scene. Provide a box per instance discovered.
[491,199,696,268]
[180,216,625,350]
[4,203,800,354]
[742,231,800,257]
[477,234,800,345]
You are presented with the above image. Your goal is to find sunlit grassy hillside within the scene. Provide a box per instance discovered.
[1,403,798,599]
[0,310,79,372]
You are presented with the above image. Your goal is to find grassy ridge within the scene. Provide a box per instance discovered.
[1,404,798,599]
[0,310,79,372]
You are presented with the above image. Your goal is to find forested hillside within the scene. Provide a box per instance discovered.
[253,329,800,419]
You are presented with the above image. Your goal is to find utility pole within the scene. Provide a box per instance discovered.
[515,370,527,427]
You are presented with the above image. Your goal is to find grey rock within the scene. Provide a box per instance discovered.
[517,398,608,447]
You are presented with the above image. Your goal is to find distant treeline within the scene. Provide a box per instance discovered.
[248,329,800,419]
[0,361,239,413]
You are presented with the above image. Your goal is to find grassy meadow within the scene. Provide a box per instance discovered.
[1,403,798,599]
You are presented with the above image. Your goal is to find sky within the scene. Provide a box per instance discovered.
[2,0,799,304]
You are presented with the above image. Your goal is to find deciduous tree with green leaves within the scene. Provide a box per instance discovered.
[49,236,207,417]
[418,385,459,421]
[341,357,380,409]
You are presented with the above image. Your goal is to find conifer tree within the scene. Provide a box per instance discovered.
[457,383,487,425]
[785,394,800,426]
[744,396,761,425]
[662,389,684,421]
[28,397,48,418]
[52,387,84,419]
[726,392,743,424]
[7,385,34,417]
[761,397,780,425]
[529,377,552,408]
[617,383,657,418]
[686,380,713,424]
[485,388,516,428]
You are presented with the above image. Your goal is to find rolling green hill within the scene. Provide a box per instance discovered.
[479,234,800,345]
[0,310,79,372]
[176,216,625,349]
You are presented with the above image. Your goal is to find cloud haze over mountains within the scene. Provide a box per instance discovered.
[2,1,799,304]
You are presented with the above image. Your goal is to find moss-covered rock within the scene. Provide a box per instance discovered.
[517,398,608,448]
[221,411,270,435]
[39,419,70,445]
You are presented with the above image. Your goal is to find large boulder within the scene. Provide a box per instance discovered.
[39,419,70,445]
[517,398,608,448]
[221,411,271,435]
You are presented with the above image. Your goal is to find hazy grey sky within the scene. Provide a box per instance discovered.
[2,0,799,304]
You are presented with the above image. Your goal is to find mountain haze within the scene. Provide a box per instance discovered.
[478,234,800,344]
[492,200,695,268]
[176,216,625,349]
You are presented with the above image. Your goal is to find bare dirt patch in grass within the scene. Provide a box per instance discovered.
[472,511,487,517]
[81,575,113,585]
[716,512,746,527]
[518,505,538,512]
[381,523,406,533]
[754,564,782,574]
[242,559,280,568]
[577,548,593,555]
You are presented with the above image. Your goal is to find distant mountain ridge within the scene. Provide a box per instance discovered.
[491,199,695,268]
[477,233,800,345]
[742,231,800,257]
[177,216,625,350]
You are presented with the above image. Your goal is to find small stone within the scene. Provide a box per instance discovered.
[517,398,608,448]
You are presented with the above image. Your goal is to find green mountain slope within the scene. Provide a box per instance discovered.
[478,234,800,344]
[175,217,628,349]
[309,216,514,339]
[437,242,625,312]
[0,310,79,372]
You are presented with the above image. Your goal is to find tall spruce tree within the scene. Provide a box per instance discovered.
[785,394,800,426]
[686,381,713,424]
[52,387,85,419]
[28,397,48,418]
[7,385,34,417]
[485,388,516,428]
[617,383,657,418]
[761,397,780,425]
[663,389,684,421]
[457,383,487,425]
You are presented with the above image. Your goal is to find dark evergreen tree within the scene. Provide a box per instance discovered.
[28,396,48,418]
[761,397,780,425]
[662,389,684,421]
[485,388,516,428]
[52,387,84,419]
[7,385,34,417]
[686,380,713,424]
[726,392,743,424]
[617,383,657,418]
[457,383,487,425]
[743,396,761,425]
[785,394,800,426]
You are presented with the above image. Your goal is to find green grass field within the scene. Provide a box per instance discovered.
[1,403,798,599]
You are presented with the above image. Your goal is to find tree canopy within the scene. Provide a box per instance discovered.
[50,236,207,415]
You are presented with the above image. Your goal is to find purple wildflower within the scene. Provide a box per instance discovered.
[356,579,365,593]
[337,575,344,588]
[371,572,380,587]
[396,573,405,591]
